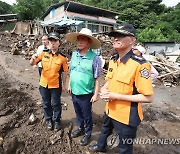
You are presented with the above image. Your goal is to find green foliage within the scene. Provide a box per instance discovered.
[13,0,60,20]
[137,27,168,42]
[143,0,165,15]
[140,12,159,29]
[13,0,44,20]
[0,1,13,14]
[154,3,180,42]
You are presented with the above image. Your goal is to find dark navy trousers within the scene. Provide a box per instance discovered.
[72,93,93,136]
[39,86,62,122]
[97,114,137,154]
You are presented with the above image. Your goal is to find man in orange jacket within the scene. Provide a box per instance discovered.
[89,23,154,154]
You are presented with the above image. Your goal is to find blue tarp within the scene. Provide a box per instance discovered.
[41,16,83,27]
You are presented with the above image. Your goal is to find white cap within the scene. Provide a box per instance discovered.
[136,45,146,54]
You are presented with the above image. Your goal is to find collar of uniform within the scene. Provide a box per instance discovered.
[49,49,61,56]
[55,50,61,55]
[120,49,134,64]
[111,53,119,61]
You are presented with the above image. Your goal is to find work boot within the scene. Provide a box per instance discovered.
[71,128,85,138]
[46,120,53,130]
[54,122,61,131]
[88,144,107,153]
[80,134,91,146]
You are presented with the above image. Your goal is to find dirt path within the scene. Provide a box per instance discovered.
[0,50,179,154]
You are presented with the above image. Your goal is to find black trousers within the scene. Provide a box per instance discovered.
[97,113,137,154]
[39,86,62,122]
[72,93,93,136]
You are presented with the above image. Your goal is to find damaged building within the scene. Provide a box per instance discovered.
[41,1,120,34]
[0,14,17,32]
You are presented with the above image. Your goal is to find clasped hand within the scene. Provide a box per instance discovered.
[100,89,116,102]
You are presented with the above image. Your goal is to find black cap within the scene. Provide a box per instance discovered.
[108,23,136,37]
[48,32,60,40]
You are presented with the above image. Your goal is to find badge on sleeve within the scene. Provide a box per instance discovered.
[140,68,150,79]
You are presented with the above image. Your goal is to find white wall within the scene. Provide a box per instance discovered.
[145,43,180,54]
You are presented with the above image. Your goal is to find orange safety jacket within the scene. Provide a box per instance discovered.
[33,50,68,88]
[105,50,153,127]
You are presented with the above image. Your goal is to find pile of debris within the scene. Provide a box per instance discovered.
[0,31,41,57]
[144,54,180,86]
[0,31,179,85]
[0,32,115,59]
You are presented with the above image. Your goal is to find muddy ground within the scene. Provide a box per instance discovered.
[0,46,180,154]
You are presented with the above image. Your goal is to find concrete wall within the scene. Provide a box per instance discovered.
[145,43,180,54]
[44,6,65,21]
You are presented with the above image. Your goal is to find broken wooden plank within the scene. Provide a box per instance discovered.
[150,60,180,70]
[157,70,179,78]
